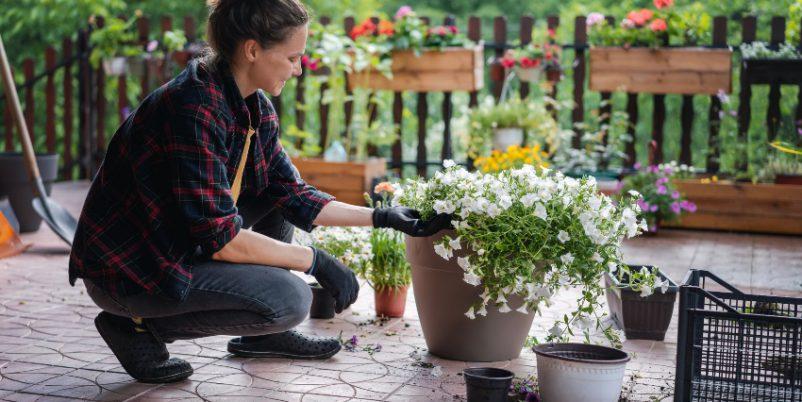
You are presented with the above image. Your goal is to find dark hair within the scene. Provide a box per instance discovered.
[205,0,309,68]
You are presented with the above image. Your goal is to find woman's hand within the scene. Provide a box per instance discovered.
[372,207,453,237]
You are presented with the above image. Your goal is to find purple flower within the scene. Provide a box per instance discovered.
[648,165,660,174]
[797,127,802,137]
[681,200,697,213]
[587,12,605,27]
[718,110,725,120]
[633,162,642,170]
[146,40,158,53]
[394,5,413,19]
[650,205,659,212]
[121,106,132,120]
[637,198,650,211]
[670,202,681,214]
[662,166,673,175]
[671,190,680,199]
[729,110,738,117]
[656,185,667,195]
[655,177,669,186]
[716,89,730,104]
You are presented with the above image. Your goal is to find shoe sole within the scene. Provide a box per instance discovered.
[227,342,342,360]
[94,315,193,383]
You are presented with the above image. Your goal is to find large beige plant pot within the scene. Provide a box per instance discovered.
[405,230,535,361]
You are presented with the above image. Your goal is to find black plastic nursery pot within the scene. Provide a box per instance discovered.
[604,265,678,341]
[309,282,336,319]
[463,367,514,402]
[0,153,59,233]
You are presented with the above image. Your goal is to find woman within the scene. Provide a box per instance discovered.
[68,0,450,384]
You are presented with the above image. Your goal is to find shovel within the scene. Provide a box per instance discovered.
[0,33,77,246]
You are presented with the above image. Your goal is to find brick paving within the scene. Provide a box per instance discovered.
[0,181,799,401]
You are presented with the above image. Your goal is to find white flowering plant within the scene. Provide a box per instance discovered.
[395,161,659,344]
[304,227,372,271]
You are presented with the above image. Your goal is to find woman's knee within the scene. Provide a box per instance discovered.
[250,271,311,328]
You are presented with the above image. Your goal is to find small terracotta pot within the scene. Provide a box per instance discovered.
[374,285,408,318]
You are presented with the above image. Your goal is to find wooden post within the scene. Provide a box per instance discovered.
[441,16,456,162]
[137,16,151,99]
[466,16,481,170]
[23,59,35,147]
[77,27,93,179]
[767,16,785,141]
[45,47,57,154]
[491,17,507,102]
[546,16,560,111]
[318,16,331,154]
[572,16,587,149]
[626,93,639,166]
[3,101,11,151]
[183,16,196,42]
[598,16,615,169]
[707,16,727,173]
[63,37,75,179]
[737,16,757,173]
[341,16,355,154]
[518,16,534,99]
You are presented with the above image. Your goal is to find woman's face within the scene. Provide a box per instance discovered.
[242,24,308,97]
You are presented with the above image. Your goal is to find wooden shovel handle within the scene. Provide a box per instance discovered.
[0,33,43,193]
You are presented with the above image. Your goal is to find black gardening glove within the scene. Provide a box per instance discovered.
[372,207,453,237]
[309,248,359,313]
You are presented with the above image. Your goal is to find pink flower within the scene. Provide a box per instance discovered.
[656,177,669,186]
[650,18,667,32]
[587,13,605,27]
[671,191,680,199]
[146,40,159,53]
[633,162,642,170]
[670,202,681,214]
[654,0,674,9]
[650,205,659,212]
[500,57,516,69]
[637,198,650,211]
[621,19,635,29]
[657,185,667,195]
[681,200,697,213]
[394,5,413,20]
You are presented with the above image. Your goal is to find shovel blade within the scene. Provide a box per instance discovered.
[32,197,77,246]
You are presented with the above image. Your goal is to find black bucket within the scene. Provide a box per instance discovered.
[0,153,59,233]
[309,282,336,319]
[463,367,514,402]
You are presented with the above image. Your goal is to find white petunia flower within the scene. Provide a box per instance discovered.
[549,322,564,337]
[592,252,603,263]
[448,237,462,251]
[659,279,670,294]
[477,248,485,256]
[557,230,570,243]
[496,294,507,304]
[457,256,471,271]
[628,190,641,198]
[576,316,594,330]
[534,203,548,220]
[521,193,539,207]
[463,272,481,286]
[443,159,456,168]
[477,304,488,316]
[434,243,452,260]
[608,262,618,273]
[498,303,511,313]
[486,204,501,218]
[560,253,574,266]
[516,304,529,314]
[464,307,476,320]
[640,286,654,297]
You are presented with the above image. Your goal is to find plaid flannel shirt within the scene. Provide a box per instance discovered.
[68,60,334,300]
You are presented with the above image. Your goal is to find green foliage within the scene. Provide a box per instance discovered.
[468,96,560,157]
[89,14,142,68]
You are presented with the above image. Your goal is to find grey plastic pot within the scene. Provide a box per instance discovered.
[405,230,535,362]
[533,343,629,402]
[0,153,59,232]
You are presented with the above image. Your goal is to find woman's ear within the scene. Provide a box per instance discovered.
[242,39,259,63]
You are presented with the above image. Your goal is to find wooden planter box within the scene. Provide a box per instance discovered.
[663,180,802,235]
[742,59,802,85]
[347,44,484,92]
[290,158,386,206]
[589,47,733,95]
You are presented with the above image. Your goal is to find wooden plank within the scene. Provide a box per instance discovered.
[62,37,74,179]
[392,92,403,172]
[137,16,150,98]
[664,181,802,235]
[766,16,785,141]
[589,48,732,95]
[183,16,196,42]
[573,16,587,148]
[546,16,560,110]
[598,18,615,169]
[519,16,534,99]
[347,46,484,92]
[491,17,507,102]
[707,16,727,173]
[23,59,34,147]
[318,16,331,155]
[417,92,428,177]
[290,157,387,205]
[736,16,756,174]
[45,47,56,154]
[798,16,802,139]
[77,28,92,178]
[652,94,665,164]
[679,95,693,165]
[343,16,355,151]
[467,16,481,109]
[626,93,638,166]
[441,16,456,162]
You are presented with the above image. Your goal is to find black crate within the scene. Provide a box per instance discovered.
[675,270,802,402]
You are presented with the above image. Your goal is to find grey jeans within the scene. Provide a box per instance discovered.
[85,198,313,343]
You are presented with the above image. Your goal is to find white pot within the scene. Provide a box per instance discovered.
[492,127,524,152]
[533,343,630,402]
[102,57,128,76]
[515,66,544,83]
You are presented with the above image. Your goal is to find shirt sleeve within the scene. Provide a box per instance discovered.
[164,105,242,255]
[261,109,334,232]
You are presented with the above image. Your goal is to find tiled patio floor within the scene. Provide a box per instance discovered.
[0,181,800,401]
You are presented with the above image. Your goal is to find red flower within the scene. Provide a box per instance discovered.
[350,18,377,39]
[520,57,541,69]
[547,28,556,39]
[649,18,667,32]
[449,25,458,34]
[378,20,394,36]
[653,0,674,9]
[545,51,553,61]
[626,9,653,27]
[500,56,516,69]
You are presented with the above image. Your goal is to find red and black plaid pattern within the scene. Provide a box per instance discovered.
[69,61,333,300]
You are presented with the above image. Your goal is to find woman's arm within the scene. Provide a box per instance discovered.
[211,228,314,272]
[312,201,373,227]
